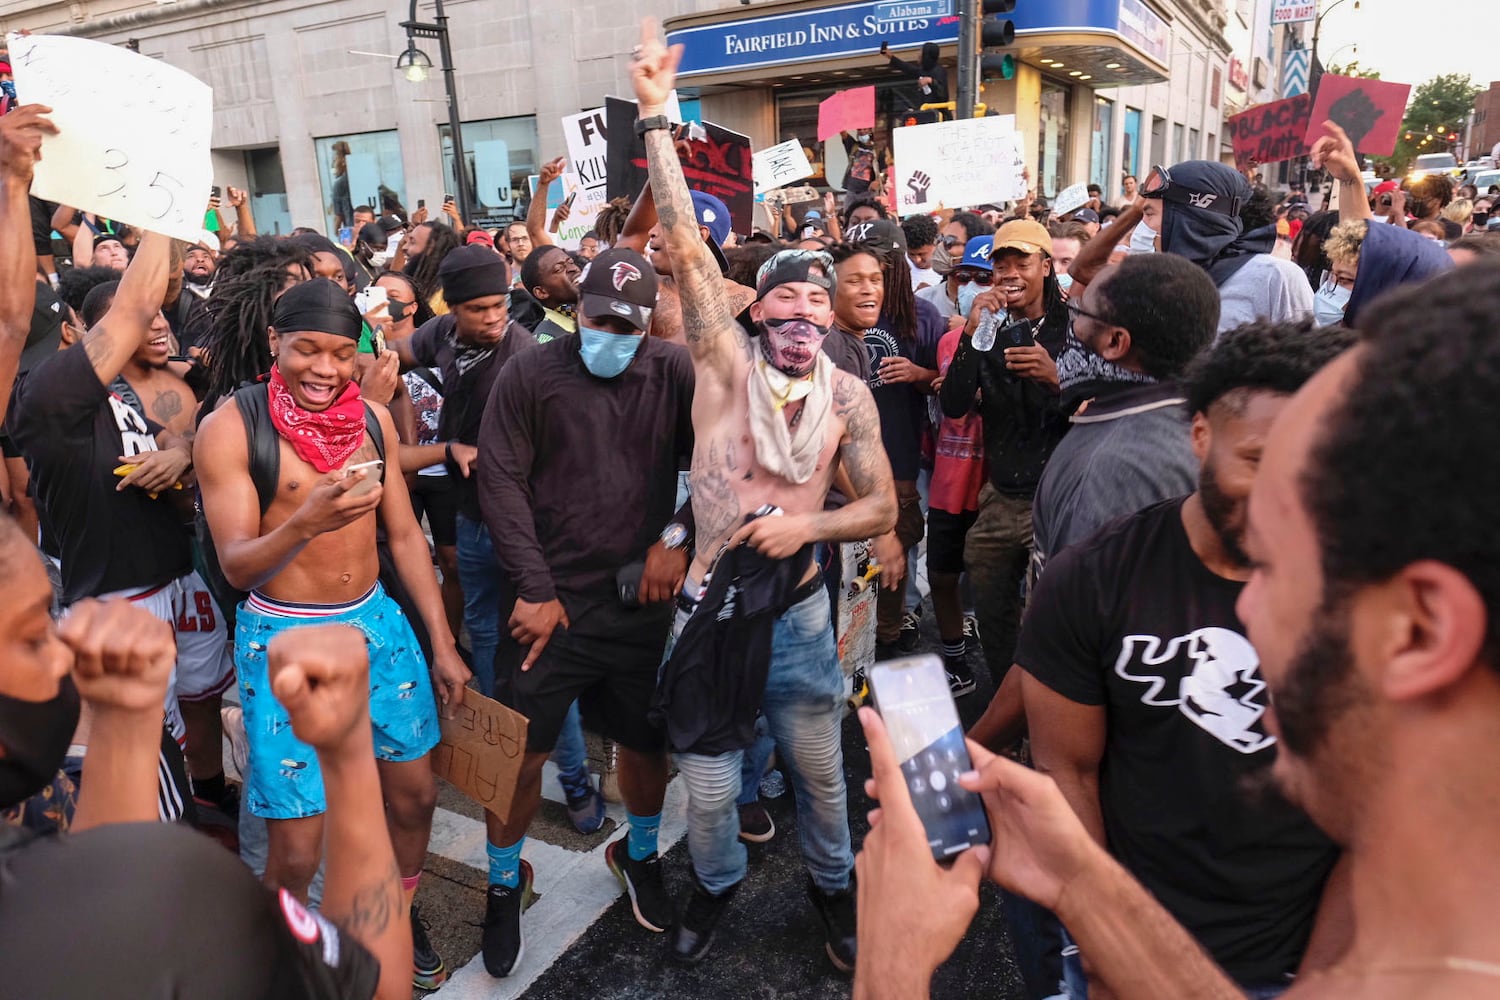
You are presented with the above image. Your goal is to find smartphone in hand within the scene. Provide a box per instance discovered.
[868,654,992,861]
[344,460,384,498]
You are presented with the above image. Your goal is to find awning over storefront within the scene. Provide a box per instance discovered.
[663,0,1169,88]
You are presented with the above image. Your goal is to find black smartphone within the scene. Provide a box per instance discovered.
[561,191,578,210]
[868,654,992,861]
[443,193,455,204]
[617,561,645,609]
[998,317,1035,348]
[1379,194,1393,207]
[417,198,426,210]
[211,185,221,198]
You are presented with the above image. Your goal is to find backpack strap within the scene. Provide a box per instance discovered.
[362,402,386,471]
[235,382,387,514]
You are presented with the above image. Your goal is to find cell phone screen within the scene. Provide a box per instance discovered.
[869,655,991,861]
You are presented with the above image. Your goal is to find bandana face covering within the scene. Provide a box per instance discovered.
[0,675,80,810]
[266,365,366,473]
[758,317,830,377]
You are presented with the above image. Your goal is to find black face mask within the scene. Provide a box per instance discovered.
[387,298,414,323]
[0,675,80,809]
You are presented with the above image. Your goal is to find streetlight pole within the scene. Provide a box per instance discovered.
[1309,0,1358,93]
[401,0,472,225]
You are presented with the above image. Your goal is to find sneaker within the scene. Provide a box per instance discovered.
[600,739,623,804]
[192,779,241,821]
[738,801,775,843]
[669,877,739,964]
[481,860,535,978]
[806,877,857,974]
[898,608,922,651]
[220,705,249,781]
[560,771,606,835]
[945,654,977,698]
[605,838,674,932]
[963,613,980,644]
[411,904,447,989]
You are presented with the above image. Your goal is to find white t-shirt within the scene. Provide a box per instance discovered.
[1215,253,1314,336]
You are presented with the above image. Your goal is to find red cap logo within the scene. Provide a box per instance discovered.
[610,260,642,291]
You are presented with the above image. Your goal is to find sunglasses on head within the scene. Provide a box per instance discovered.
[1141,164,1242,218]
[953,271,994,285]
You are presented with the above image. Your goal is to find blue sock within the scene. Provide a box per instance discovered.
[627,811,661,861]
[487,838,525,888]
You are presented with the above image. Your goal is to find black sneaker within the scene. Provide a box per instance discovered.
[738,801,776,843]
[669,877,739,964]
[945,654,977,698]
[963,613,980,643]
[806,877,857,974]
[482,860,535,978]
[411,903,446,990]
[606,838,674,932]
[898,607,922,651]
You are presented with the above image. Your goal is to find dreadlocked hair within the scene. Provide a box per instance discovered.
[593,197,634,246]
[877,244,917,344]
[403,222,461,305]
[197,245,314,407]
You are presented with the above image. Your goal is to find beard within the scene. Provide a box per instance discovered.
[184,270,213,287]
[1270,593,1366,759]
[1198,458,1248,567]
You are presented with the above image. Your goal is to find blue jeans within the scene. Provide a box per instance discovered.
[673,588,852,895]
[736,716,775,808]
[454,514,586,777]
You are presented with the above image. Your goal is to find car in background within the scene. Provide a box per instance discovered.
[1470,169,1500,195]
[1408,153,1461,183]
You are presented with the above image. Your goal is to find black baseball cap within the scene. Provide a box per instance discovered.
[842,217,907,260]
[577,248,658,331]
[20,280,66,375]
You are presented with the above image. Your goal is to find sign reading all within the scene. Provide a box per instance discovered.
[1271,0,1316,24]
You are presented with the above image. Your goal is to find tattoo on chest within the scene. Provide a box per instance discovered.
[694,440,741,545]
[151,389,183,425]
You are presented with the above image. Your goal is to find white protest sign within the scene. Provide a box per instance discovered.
[752,139,814,194]
[1053,182,1089,216]
[562,108,610,199]
[526,170,601,251]
[892,116,1026,215]
[9,32,212,243]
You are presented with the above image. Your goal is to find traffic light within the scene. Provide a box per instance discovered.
[980,0,1016,80]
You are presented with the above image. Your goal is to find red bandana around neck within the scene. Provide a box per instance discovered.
[266,365,366,473]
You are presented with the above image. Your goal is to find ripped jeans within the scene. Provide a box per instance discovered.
[671,588,853,895]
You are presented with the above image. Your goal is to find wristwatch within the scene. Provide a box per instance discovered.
[635,115,673,138]
[659,522,690,551]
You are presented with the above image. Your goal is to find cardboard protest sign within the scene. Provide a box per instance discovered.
[817,87,876,143]
[753,139,814,194]
[1304,75,1412,157]
[892,116,1026,214]
[562,108,611,200]
[1052,183,1089,216]
[1227,93,1313,168]
[9,32,212,243]
[430,689,529,821]
[605,96,754,235]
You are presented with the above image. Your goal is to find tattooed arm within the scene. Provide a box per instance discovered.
[269,625,411,1000]
[81,231,174,386]
[812,373,897,542]
[632,20,743,387]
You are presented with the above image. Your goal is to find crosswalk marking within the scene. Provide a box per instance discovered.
[428,774,688,998]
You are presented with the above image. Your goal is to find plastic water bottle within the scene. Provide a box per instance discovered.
[972,310,999,352]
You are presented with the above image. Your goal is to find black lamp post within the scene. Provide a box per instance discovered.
[399,0,471,225]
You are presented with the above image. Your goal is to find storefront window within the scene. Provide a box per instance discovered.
[1172,123,1186,164]
[1091,97,1114,191]
[1038,82,1071,199]
[315,130,406,240]
[440,117,541,231]
[1123,108,1142,182]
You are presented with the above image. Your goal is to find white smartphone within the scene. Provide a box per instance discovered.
[353,284,388,316]
[868,654,992,861]
[344,459,384,497]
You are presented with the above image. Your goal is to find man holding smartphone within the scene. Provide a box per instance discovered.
[937,220,1071,694]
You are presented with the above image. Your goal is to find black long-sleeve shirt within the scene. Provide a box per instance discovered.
[939,300,1071,498]
[477,335,694,614]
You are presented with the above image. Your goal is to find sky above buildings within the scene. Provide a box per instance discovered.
[1312,0,1496,89]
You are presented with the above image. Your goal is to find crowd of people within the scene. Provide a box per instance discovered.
[1,19,1499,1000]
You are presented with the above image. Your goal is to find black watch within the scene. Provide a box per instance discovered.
[635,115,673,138]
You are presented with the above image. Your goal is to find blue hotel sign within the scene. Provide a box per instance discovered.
[667,0,1166,77]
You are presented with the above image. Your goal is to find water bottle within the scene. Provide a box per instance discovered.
[972,310,999,352]
[759,768,788,798]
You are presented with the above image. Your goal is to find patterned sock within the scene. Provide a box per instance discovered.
[487,838,525,888]
[942,639,966,661]
[627,811,661,861]
[557,762,592,801]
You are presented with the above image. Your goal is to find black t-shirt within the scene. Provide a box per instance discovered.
[0,822,378,999]
[1016,498,1338,986]
[9,345,192,604]
[863,304,941,482]
[28,196,59,257]
[408,315,537,521]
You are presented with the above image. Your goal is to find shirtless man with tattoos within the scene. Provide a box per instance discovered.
[195,278,470,990]
[632,20,897,973]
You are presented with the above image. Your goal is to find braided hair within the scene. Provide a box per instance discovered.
[403,222,462,305]
[196,239,314,408]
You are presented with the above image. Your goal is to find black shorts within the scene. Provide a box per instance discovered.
[926,508,978,574]
[409,474,457,547]
[494,601,671,755]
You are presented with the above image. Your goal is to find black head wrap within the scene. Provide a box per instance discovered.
[271,278,362,339]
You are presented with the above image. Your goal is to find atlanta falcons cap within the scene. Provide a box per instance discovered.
[577,247,658,331]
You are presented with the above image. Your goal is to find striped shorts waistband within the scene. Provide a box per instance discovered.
[246,584,378,619]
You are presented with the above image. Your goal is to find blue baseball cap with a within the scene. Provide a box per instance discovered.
[959,236,995,270]
[689,190,731,273]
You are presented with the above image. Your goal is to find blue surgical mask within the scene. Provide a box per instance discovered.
[1314,279,1352,327]
[956,281,983,318]
[1056,272,1074,293]
[1128,219,1158,254]
[578,324,642,378]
